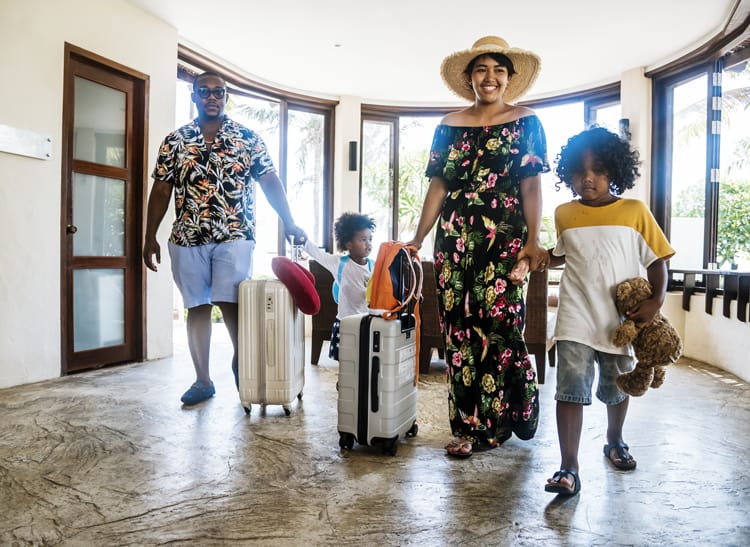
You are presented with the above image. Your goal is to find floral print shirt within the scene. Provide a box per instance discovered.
[152,116,275,246]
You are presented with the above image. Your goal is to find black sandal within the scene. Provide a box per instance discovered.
[603,441,637,470]
[445,438,473,459]
[544,469,581,495]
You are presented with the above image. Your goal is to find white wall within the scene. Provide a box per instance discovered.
[664,292,750,384]
[620,67,652,203]
[333,95,363,220]
[0,0,177,388]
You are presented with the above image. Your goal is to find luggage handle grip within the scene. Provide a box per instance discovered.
[370,356,380,413]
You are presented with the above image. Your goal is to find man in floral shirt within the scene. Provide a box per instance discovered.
[143,71,304,406]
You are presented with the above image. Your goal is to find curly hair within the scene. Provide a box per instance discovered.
[334,212,376,252]
[554,126,641,196]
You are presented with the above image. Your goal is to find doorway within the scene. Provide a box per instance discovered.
[60,44,148,373]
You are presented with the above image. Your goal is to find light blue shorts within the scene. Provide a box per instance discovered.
[168,240,255,309]
[555,340,634,405]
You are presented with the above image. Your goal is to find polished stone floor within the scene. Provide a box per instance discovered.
[1,323,749,546]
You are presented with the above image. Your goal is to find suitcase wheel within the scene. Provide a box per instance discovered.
[382,438,398,457]
[243,405,251,415]
[339,432,355,450]
[406,422,418,438]
[297,391,303,400]
[283,406,291,416]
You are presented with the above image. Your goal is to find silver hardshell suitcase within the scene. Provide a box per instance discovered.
[238,278,305,415]
[337,313,418,455]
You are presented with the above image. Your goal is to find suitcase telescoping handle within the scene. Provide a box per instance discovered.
[290,244,303,263]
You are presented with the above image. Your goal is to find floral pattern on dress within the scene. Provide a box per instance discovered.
[152,116,275,246]
[425,115,549,447]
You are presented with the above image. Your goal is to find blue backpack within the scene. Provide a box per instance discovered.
[332,256,374,304]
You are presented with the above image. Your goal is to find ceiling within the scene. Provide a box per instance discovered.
[127,0,738,105]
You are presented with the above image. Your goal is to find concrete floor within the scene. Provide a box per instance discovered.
[1,323,749,546]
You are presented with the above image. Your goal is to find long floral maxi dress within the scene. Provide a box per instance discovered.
[425,115,549,448]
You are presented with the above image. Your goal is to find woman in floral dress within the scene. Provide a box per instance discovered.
[408,36,550,457]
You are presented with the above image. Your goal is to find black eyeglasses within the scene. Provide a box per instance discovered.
[196,86,226,99]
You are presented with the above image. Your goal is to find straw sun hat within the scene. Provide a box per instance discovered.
[440,35,541,103]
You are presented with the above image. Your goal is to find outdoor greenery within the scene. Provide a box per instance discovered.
[673,179,750,267]
[671,62,750,269]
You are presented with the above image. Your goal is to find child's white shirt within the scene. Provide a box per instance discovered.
[552,198,675,354]
[304,239,372,320]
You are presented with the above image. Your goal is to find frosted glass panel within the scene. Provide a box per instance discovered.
[74,269,124,352]
[74,77,126,167]
[73,173,124,256]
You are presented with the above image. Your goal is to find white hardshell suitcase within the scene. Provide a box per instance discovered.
[238,278,305,415]
[337,313,418,455]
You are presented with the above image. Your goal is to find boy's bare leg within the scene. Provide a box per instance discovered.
[605,397,634,464]
[550,401,583,488]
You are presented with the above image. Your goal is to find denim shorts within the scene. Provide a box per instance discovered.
[168,239,255,309]
[555,340,634,405]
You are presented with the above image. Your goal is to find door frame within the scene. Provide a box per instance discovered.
[60,43,150,373]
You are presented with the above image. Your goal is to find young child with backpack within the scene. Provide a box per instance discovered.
[303,212,376,360]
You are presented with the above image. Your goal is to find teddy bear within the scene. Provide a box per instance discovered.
[611,277,683,397]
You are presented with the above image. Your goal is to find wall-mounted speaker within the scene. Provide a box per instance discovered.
[348,141,357,171]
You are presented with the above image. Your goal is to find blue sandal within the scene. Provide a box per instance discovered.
[545,469,581,495]
[603,441,637,470]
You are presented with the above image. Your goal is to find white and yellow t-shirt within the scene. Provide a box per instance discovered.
[552,198,675,354]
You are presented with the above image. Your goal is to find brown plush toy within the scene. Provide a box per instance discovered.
[611,277,683,397]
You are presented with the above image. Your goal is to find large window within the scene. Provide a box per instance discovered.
[717,59,750,270]
[361,117,396,250]
[653,54,750,271]
[360,111,442,255]
[534,101,585,248]
[665,72,709,270]
[227,93,282,275]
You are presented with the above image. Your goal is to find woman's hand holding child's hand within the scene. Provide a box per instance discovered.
[509,257,530,286]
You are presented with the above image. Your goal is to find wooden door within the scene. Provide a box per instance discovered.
[60,45,148,373]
